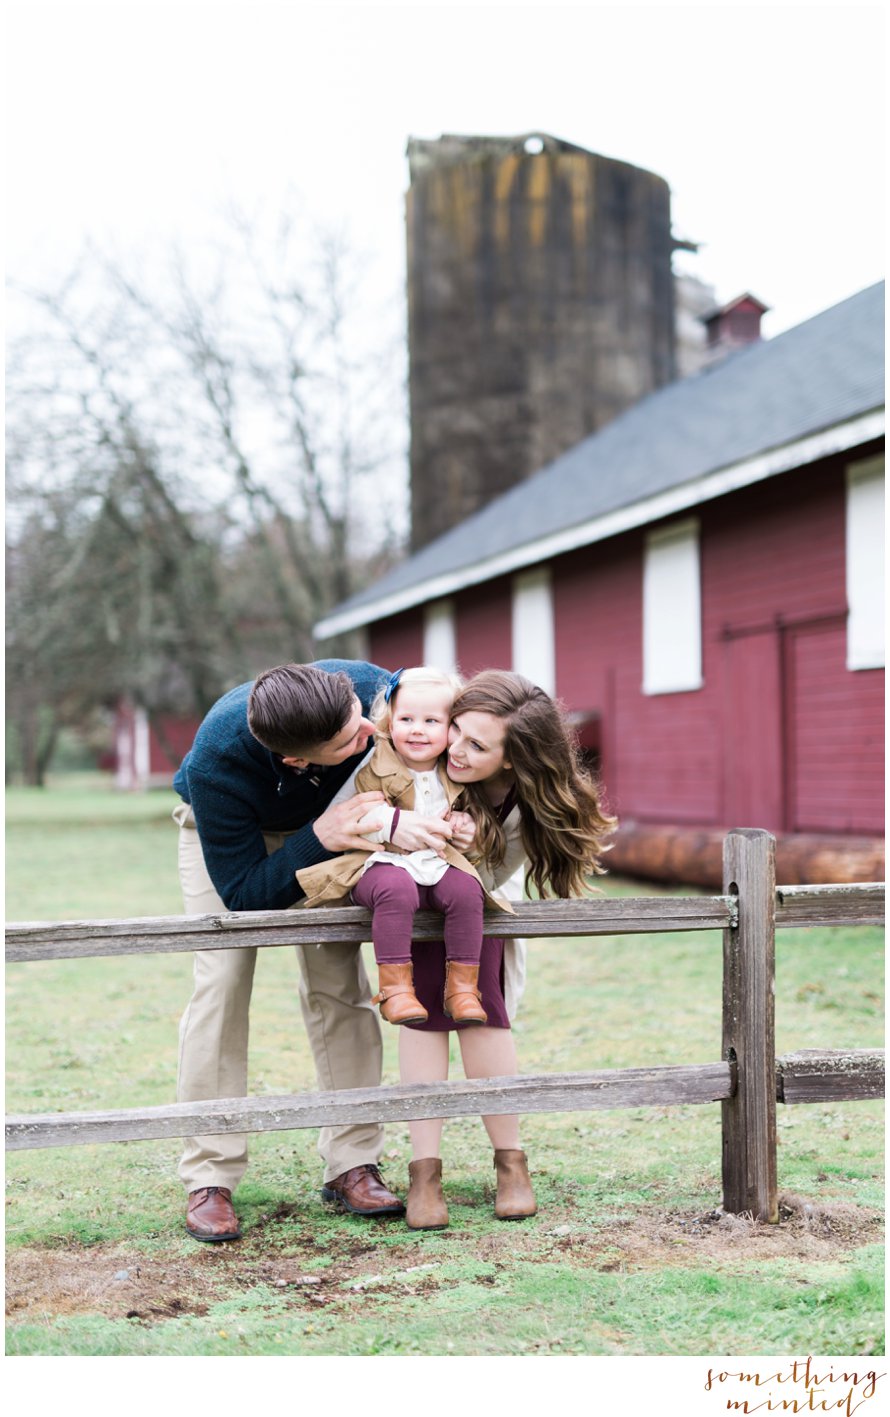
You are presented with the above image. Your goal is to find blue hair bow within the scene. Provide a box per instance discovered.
[384,668,404,704]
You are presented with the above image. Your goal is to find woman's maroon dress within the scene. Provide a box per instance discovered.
[406,788,517,1032]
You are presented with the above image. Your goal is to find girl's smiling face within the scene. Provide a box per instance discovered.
[390,683,452,772]
[447,711,511,784]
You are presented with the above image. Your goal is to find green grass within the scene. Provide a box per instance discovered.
[5,777,885,1356]
[6,779,182,920]
[7,1248,883,1357]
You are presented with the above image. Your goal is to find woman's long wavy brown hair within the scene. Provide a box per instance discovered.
[452,671,617,899]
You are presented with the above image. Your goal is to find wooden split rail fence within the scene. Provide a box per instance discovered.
[6,829,884,1221]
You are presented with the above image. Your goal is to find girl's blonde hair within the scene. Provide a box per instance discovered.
[370,665,464,741]
[451,670,617,899]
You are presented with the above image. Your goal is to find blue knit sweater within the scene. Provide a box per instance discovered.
[173,659,389,911]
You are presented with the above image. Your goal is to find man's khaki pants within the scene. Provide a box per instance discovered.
[174,804,384,1193]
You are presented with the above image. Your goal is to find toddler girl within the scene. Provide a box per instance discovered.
[296,666,509,1027]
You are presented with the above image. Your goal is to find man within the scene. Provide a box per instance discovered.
[173,659,452,1242]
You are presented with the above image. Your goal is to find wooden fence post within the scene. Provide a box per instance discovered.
[721,828,778,1221]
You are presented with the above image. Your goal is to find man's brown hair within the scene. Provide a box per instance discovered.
[247,664,356,756]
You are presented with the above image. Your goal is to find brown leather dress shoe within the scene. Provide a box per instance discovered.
[321,1164,406,1216]
[186,1185,242,1242]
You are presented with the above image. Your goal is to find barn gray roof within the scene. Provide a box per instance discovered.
[317,281,884,637]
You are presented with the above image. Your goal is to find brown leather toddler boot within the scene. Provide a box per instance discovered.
[442,960,487,1024]
[493,1149,537,1220]
[372,963,429,1025]
[406,1158,449,1230]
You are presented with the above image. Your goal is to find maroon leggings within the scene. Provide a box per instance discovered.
[351,863,485,965]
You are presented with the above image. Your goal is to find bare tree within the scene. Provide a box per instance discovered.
[110,209,406,653]
[6,210,407,781]
[5,331,234,782]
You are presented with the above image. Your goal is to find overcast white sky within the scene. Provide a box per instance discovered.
[6,1,886,339]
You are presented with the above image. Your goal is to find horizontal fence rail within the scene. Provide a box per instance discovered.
[5,842,884,1223]
[6,883,883,965]
[774,883,885,929]
[777,1048,886,1104]
[8,1049,885,1153]
[6,1063,736,1151]
[5,895,738,963]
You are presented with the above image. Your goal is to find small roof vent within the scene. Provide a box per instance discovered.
[703,293,770,361]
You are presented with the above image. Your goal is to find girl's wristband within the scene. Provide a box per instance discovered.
[389,807,401,843]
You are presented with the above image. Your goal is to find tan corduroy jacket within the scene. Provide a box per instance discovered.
[295,737,513,913]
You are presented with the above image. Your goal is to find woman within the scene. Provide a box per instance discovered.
[401,670,616,1230]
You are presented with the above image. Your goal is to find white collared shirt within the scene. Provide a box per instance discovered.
[359,768,451,885]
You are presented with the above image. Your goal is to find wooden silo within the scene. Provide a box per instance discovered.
[406,132,676,550]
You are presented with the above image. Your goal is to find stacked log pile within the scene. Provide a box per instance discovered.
[608,824,884,888]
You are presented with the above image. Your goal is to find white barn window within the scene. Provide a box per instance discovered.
[511,567,555,693]
[423,598,457,672]
[643,517,702,694]
[846,454,885,670]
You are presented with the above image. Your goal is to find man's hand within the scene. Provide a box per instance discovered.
[313,792,387,852]
[446,809,476,852]
[390,808,453,856]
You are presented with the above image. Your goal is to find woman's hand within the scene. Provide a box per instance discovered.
[446,809,476,852]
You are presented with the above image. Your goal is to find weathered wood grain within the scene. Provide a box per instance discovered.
[777,1049,885,1104]
[722,829,778,1223]
[5,896,736,963]
[9,1047,883,1151]
[7,881,882,965]
[6,1062,733,1150]
[7,844,884,1219]
[775,882,885,929]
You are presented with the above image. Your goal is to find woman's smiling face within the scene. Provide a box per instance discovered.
[447,711,510,783]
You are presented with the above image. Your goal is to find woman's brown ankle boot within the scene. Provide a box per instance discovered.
[406,1158,449,1230]
[493,1149,537,1220]
[372,963,428,1025]
[442,961,487,1024]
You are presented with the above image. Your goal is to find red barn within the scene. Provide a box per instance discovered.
[113,701,200,790]
[316,283,885,884]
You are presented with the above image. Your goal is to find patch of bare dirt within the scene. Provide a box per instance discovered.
[6,1192,882,1325]
[525,1192,884,1274]
[6,1246,214,1322]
